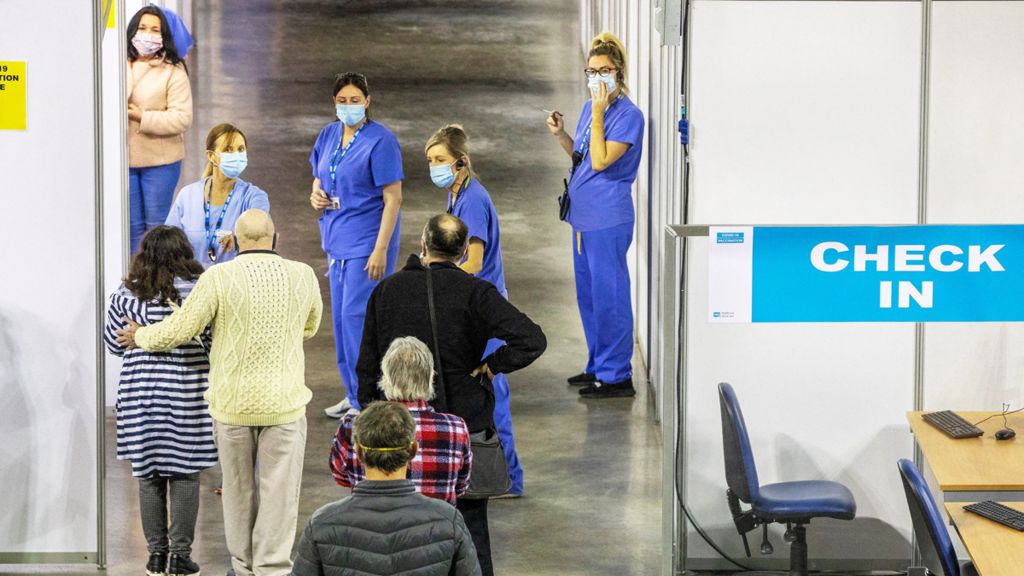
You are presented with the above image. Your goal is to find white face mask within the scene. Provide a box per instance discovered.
[132,32,163,56]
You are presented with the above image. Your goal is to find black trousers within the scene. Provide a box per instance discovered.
[456,497,492,576]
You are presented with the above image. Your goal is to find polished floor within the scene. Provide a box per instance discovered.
[97,1,662,575]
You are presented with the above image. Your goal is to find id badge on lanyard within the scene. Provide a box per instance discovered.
[205,180,241,263]
[328,123,367,211]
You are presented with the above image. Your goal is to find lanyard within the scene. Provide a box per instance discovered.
[204,179,241,260]
[328,122,368,196]
[446,177,472,214]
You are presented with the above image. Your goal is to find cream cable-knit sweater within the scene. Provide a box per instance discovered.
[136,253,323,426]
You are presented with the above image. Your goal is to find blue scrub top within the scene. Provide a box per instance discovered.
[567,96,645,232]
[310,120,404,260]
[165,177,270,268]
[449,178,507,297]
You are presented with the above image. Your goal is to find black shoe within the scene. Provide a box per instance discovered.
[567,372,597,386]
[167,554,201,576]
[146,552,168,576]
[579,378,636,398]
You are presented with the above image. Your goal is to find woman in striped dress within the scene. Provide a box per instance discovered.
[104,225,216,576]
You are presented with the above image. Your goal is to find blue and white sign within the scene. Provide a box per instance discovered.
[709,225,1024,323]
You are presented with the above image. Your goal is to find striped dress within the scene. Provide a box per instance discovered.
[103,277,218,478]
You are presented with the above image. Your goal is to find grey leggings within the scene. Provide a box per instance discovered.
[138,472,201,556]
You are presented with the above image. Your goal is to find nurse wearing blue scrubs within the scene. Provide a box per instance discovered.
[546,32,645,398]
[425,124,523,496]
[166,123,270,268]
[310,73,403,417]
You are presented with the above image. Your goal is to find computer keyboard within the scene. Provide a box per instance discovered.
[921,411,984,439]
[964,501,1024,531]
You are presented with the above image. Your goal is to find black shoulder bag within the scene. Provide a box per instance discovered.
[426,266,512,499]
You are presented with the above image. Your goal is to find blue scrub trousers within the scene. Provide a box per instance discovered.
[573,222,634,384]
[129,161,182,254]
[328,242,400,411]
[483,338,524,495]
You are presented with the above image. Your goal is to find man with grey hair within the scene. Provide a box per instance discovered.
[331,336,472,505]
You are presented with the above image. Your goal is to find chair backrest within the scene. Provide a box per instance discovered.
[897,459,960,576]
[718,383,760,504]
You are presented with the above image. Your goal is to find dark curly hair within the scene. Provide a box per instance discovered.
[125,226,204,304]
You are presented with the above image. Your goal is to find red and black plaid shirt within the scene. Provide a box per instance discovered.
[330,400,472,505]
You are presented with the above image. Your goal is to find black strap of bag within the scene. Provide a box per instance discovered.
[425,267,447,413]
[425,265,511,499]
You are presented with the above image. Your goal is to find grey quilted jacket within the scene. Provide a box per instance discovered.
[292,480,481,576]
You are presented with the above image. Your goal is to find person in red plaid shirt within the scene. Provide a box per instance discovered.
[331,336,472,505]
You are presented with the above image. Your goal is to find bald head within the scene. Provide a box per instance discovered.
[421,213,468,262]
[234,209,276,251]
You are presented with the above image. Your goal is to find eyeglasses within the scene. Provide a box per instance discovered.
[584,67,618,78]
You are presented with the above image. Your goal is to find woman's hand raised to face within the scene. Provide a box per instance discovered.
[590,81,610,115]
[546,111,564,136]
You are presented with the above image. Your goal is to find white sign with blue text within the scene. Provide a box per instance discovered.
[708,225,1022,323]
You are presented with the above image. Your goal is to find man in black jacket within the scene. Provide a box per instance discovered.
[292,402,480,576]
[356,213,547,576]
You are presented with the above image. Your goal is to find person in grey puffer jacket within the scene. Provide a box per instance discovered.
[292,402,481,576]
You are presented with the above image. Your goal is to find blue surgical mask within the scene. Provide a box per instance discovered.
[218,151,248,179]
[430,162,457,189]
[336,104,366,127]
[588,74,617,96]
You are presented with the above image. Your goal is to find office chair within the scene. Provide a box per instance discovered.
[718,382,857,576]
[897,459,979,576]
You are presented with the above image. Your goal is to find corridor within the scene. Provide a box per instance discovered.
[101,1,662,574]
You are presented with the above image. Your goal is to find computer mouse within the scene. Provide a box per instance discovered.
[995,428,1016,441]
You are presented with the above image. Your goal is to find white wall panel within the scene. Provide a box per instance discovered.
[925,1,1024,410]
[0,0,101,559]
[683,0,922,567]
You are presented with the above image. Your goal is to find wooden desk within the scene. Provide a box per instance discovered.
[946,502,1024,576]
[908,411,1024,501]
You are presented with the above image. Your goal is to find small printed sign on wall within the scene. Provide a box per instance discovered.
[0,61,27,130]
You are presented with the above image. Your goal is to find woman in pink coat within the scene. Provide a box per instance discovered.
[127,5,193,254]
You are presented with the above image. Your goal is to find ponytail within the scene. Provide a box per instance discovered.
[589,31,628,94]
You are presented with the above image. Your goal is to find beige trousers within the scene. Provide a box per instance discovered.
[214,415,307,576]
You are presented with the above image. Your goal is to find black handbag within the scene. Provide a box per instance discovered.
[426,267,512,499]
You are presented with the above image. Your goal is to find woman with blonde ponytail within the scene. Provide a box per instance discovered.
[165,123,270,267]
[545,31,645,398]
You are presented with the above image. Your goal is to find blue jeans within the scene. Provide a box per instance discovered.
[129,161,182,254]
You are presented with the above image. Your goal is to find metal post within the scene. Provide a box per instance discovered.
[92,0,107,569]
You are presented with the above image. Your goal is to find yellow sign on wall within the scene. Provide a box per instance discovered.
[106,0,116,29]
[0,62,27,130]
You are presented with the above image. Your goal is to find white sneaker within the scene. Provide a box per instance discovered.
[324,397,352,418]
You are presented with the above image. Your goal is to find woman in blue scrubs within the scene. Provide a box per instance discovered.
[166,123,270,268]
[310,73,403,417]
[425,124,522,496]
[545,32,645,398]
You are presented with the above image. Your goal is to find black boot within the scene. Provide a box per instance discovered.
[146,552,168,576]
[567,372,597,386]
[167,554,201,576]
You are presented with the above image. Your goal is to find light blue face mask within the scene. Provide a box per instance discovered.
[336,104,366,127]
[430,162,457,189]
[218,151,248,179]
[588,74,617,96]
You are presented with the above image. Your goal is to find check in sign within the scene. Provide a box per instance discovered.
[708,225,1024,323]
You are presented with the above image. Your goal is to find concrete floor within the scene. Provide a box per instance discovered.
[98,1,662,575]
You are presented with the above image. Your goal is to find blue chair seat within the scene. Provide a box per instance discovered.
[754,480,857,521]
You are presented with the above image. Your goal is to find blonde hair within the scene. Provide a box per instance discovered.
[424,124,474,176]
[589,31,629,94]
[203,123,247,179]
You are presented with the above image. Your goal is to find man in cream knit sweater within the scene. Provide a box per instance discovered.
[121,209,323,576]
